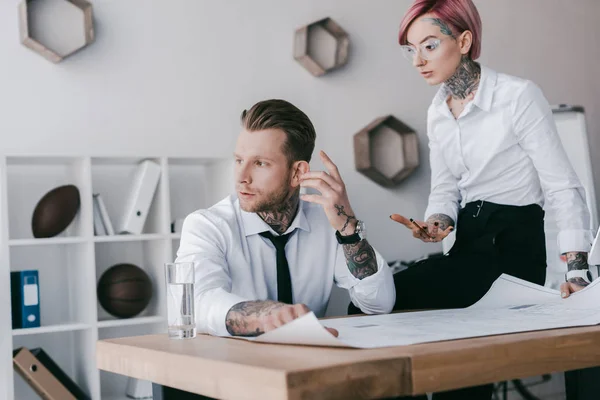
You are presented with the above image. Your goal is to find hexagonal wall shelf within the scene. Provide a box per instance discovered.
[18,0,94,63]
[353,115,420,188]
[294,17,349,77]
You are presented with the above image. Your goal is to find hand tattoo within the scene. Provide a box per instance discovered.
[445,56,481,100]
[424,18,455,38]
[225,300,285,336]
[343,239,377,280]
[426,213,455,231]
[257,191,299,235]
[334,204,356,234]
[566,252,590,287]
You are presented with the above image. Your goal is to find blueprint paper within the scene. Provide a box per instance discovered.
[234,274,600,349]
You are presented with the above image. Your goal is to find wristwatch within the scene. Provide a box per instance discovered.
[565,269,593,284]
[335,220,366,245]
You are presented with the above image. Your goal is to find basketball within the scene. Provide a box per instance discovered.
[97,263,153,318]
[31,184,80,238]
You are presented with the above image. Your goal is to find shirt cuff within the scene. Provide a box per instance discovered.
[424,204,458,226]
[357,258,391,292]
[557,229,593,255]
[202,288,249,337]
[346,249,395,314]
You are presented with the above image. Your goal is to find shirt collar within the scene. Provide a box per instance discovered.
[432,65,497,113]
[238,198,311,237]
[473,66,496,112]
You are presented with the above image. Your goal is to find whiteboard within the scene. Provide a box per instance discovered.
[548,105,598,231]
[544,106,598,287]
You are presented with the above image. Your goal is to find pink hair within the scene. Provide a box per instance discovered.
[398,0,482,60]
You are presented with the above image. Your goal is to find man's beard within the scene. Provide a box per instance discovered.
[239,171,295,213]
[245,185,293,213]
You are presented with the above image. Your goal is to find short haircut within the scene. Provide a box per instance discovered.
[398,0,482,60]
[240,99,316,164]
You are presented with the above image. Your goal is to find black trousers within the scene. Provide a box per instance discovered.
[386,200,548,400]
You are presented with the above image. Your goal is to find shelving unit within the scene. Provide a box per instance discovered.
[0,155,233,400]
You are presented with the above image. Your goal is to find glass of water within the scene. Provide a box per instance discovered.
[165,262,196,339]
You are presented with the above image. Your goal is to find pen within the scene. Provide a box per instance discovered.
[410,218,434,239]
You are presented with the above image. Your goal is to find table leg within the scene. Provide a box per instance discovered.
[565,367,600,400]
[152,383,216,399]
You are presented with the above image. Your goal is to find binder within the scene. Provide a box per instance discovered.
[171,218,185,233]
[30,348,91,400]
[13,347,78,400]
[11,270,41,329]
[118,160,161,234]
[95,193,114,235]
[92,194,107,236]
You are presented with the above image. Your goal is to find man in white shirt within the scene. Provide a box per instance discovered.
[175,99,395,338]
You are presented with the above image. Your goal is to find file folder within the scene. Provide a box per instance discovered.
[13,347,78,400]
[11,270,40,329]
[118,160,161,234]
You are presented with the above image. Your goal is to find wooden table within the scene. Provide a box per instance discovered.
[96,324,600,399]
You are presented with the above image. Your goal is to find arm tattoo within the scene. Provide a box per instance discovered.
[566,252,590,287]
[445,56,481,100]
[257,191,299,235]
[225,300,284,336]
[426,213,455,231]
[343,239,378,280]
[423,18,455,38]
[334,204,356,234]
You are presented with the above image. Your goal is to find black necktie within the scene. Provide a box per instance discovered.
[259,230,294,304]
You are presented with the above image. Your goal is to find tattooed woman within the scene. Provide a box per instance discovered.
[386,1,594,399]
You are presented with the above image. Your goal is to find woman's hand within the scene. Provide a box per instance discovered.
[560,252,591,299]
[560,281,587,299]
[390,213,454,243]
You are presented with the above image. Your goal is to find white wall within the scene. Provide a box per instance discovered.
[1,0,599,293]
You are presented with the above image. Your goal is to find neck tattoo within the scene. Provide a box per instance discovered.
[445,57,481,100]
[257,191,299,235]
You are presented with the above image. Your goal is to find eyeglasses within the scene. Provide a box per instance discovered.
[400,38,446,62]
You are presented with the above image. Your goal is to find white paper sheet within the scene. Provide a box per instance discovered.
[235,274,600,349]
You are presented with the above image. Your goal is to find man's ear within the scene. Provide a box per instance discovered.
[291,161,310,188]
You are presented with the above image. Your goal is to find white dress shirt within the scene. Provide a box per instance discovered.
[175,195,395,336]
[425,66,593,254]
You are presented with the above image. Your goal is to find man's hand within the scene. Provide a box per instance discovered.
[560,252,591,299]
[299,151,357,235]
[390,213,454,243]
[225,300,339,337]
